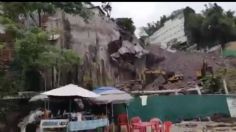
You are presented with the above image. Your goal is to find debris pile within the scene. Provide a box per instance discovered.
[136,45,226,91]
[115,80,143,92]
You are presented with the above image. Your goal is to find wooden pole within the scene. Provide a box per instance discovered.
[223,79,229,94]
[196,85,202,95]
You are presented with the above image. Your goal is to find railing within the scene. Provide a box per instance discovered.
[131,86,202,95]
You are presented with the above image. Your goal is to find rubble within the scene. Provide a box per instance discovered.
[110,40,148,63]
[113,44,227,92]
[147,45,225,81]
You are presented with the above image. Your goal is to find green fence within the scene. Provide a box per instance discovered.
[223,49,236,57]
[113,95,231,122]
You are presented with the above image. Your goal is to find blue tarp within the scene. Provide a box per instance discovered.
[93,86,124,95]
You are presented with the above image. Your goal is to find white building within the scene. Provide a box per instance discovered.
[149,9,187,49]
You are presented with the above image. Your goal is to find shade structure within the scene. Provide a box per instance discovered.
[92,86,133,104]
[29,94,48,102]
[42,84,100,98]
[93,86,124,95]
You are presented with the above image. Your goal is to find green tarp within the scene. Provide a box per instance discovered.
[223,49,236,57]
[113,95,230,122]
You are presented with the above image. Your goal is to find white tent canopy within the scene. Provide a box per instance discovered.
[42,84,100,98]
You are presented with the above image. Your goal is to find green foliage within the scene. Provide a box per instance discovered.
[11,27,81,91]
[15,27,48,69]
[0,43,4,49]
[0,2,89,95]
[201,75,222,93]
[15,27,81,70]
[52,2,93,20]
[116,18,136,34]
[142,15,169,36]
[184,7,204,45]
[160,15,168,26]
[215,68,236,92]
[0,71,23,97]
[62,49,80,65]
[142,22,160,36]
[0,15,21,39]
[184,3,236,49]
[0,2,93,26]
[171,42,189,50]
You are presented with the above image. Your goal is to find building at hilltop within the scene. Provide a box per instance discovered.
[149,9,188,51]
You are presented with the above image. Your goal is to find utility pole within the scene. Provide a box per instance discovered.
[221,44,229,94]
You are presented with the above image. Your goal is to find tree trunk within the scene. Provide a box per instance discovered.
[44,75,47,91]
[39,71,45,91]
[38,9,42,27]
[51,66,54,89]
[74,64,79,84]
[57,66,60,87]
[53,66,57,87]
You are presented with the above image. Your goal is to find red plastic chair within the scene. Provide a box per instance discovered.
[150,118,162,132]
[118,113,130,132]
[163,121,172,132]
[130,116,144,132]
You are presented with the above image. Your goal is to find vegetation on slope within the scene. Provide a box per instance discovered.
[0,2,92,97]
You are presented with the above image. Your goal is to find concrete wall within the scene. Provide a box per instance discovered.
[149,12,187,48]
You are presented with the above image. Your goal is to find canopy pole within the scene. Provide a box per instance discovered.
[69,99,72,113]
[111,103,115,132]
[106,104,108,116]
[111,103,114,123]
[48,99,50,110]
[44,101,46,110]
[125,103,129,121]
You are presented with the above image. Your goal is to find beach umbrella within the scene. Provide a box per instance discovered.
[93,86,133,132]
[92,86,133,104]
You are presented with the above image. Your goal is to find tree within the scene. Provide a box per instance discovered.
[142,15,170,37]
[52,2,92,20]
[201,74,222,93]
[160,15,168,26]
[182,3,236,49]
[142,21,161,36]
[215,68,236,93]
[0,2,88,94]
[1,2,93,27]
[200,3,236,48]
[226,10,234,18]
[14,27,81,91]
[184,7,204,46]
[116,18,136,34]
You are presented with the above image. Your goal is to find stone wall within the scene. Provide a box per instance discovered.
[45,9,130,88]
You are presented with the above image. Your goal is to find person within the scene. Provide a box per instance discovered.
[43,108,51,119]
[74,98,84,112]
[74,98,85,121]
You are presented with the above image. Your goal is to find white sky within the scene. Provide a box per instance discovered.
[92,2,236,37]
